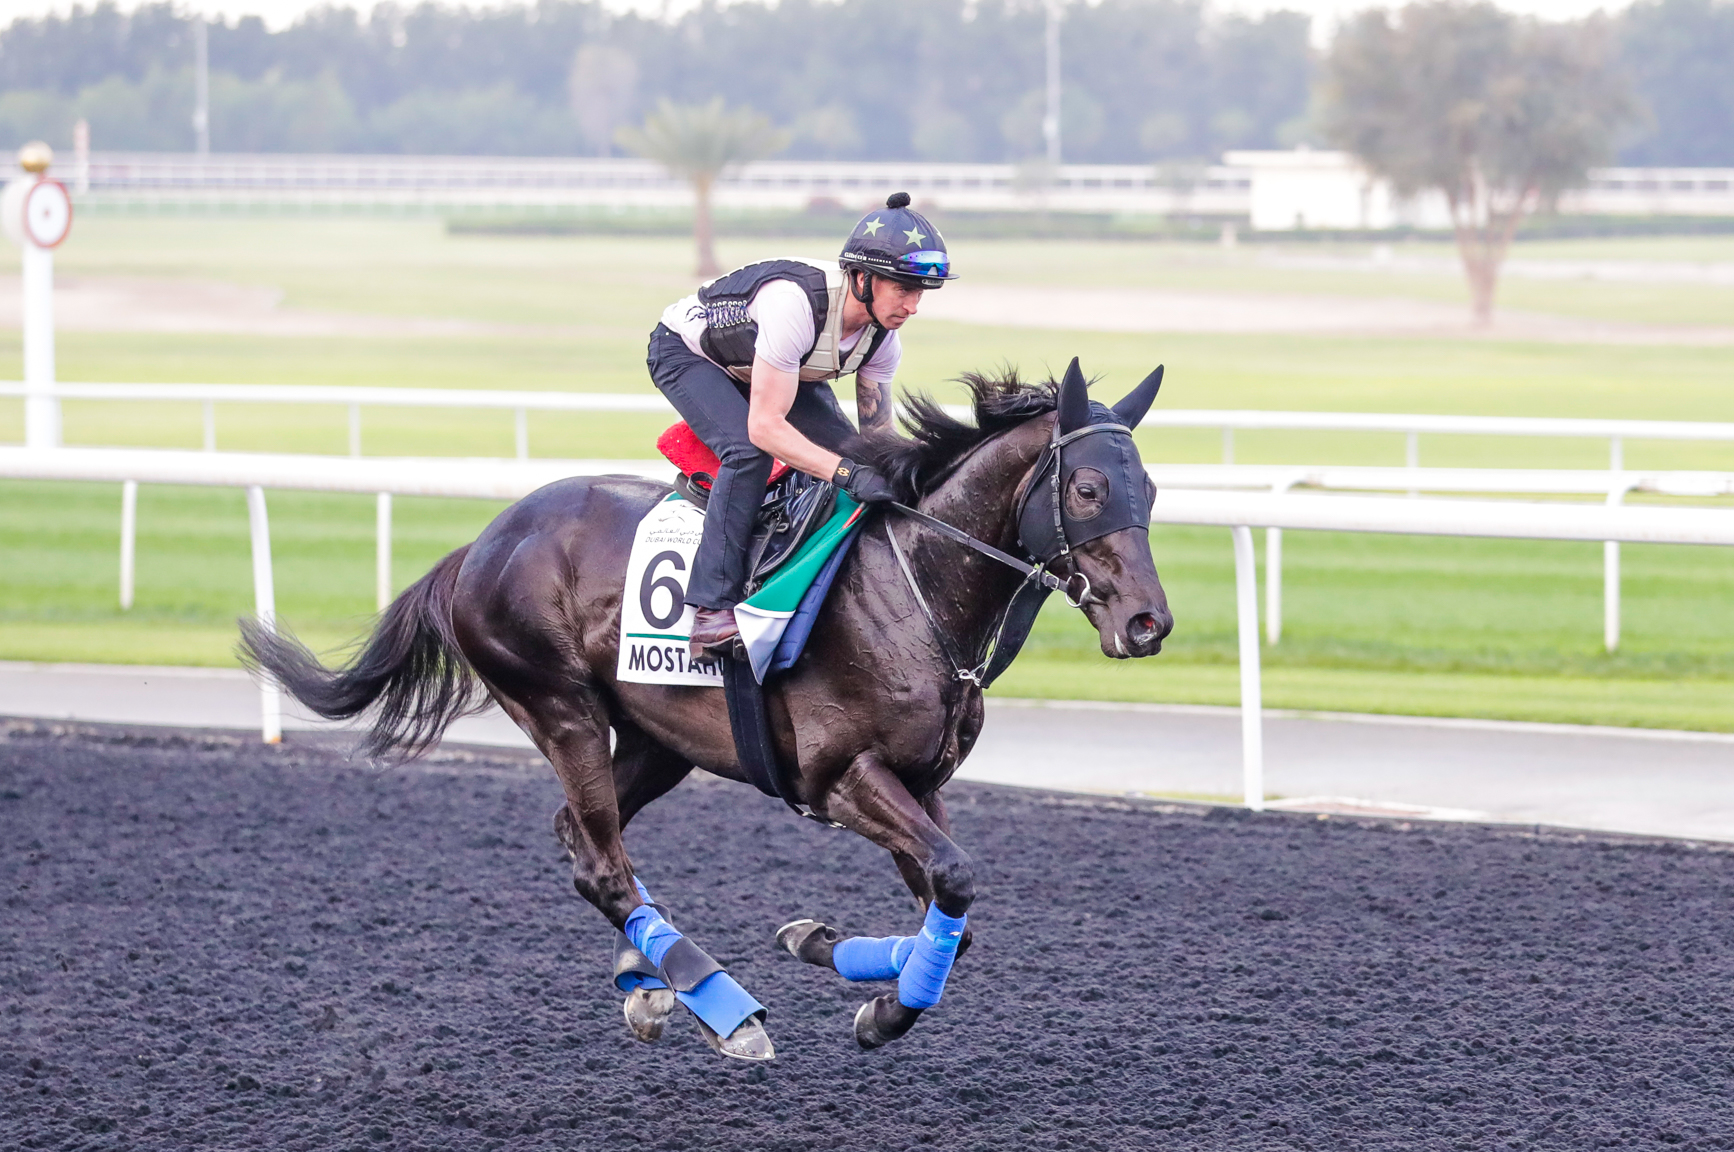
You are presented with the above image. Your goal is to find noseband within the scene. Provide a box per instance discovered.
[885,413,1148,685]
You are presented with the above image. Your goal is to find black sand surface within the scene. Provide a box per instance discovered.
[4,718,1734,1152]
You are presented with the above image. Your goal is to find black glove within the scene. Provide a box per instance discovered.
[832,458,898,504]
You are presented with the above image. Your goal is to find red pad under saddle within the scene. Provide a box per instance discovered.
[656,422,790,490]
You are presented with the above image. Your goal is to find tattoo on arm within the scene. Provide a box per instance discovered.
[857,379,891,429]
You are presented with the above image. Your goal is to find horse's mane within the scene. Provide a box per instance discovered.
[847,368,1058,501]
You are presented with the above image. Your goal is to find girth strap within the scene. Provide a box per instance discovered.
[721,656,844,827]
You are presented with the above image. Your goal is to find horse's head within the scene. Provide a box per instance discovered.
[1018,358,1173,658]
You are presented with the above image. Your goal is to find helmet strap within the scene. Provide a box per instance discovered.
[850,269,887,328]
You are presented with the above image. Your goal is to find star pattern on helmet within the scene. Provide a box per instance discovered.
[903,226,927,246]
[860,217,884,236]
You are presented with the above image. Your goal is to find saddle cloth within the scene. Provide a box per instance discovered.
[616,493,865,686]
[620,427,870,687]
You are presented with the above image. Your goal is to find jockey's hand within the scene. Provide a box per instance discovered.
[833,458,898,504]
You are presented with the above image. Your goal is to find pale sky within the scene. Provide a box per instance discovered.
[0,0,1634,35]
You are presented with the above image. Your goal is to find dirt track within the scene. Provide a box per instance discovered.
[4,719,1733,1151]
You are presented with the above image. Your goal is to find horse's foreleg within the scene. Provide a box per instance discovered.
[888,792,974,958]
[781,753,975,1050]
[538,699,770,1061]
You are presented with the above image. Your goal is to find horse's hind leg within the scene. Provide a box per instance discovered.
[778,752,975,1050]
[594,720,693,1045]
[535,697,771,1060]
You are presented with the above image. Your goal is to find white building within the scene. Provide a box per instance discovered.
[1224,148,1452,231]
[1226,147,1734,231]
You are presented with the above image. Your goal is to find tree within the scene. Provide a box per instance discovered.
[1619,0,1734,166]
[568,41,638,156]
[616,98,786,278]
[1322,2,1636,324]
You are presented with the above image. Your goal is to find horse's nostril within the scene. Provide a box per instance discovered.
[1129,613,1159,643]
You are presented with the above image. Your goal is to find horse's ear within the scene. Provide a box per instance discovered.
[1057,357,1090,434]
[1110,365,1164,429]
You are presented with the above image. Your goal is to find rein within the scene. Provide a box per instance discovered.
[882,418,1134,685]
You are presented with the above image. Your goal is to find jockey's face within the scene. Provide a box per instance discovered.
[873,277,924,328]
[862,273,923,330]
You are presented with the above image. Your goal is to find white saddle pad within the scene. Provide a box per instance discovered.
[616,495,726,687]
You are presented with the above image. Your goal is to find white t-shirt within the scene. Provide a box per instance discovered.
[660,277,902,384]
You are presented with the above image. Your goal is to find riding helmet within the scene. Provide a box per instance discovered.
[839,192,958,289]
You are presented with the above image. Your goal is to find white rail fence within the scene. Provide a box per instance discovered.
[1144,464,1734,651]
[72,152,1734,218]
[10,383,1734,465]
[80,152,1254,216]
[5,446,1734,813]
[8,381,1733,651]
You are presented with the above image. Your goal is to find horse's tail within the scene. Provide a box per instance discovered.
[238,545,483,760]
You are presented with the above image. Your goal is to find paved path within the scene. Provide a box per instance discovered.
[3,660,1730,842]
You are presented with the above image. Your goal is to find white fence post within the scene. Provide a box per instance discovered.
[119,479,137,609]
[514,407,529,461]
[375,491,392,611]
[1265,526,1283,645]
[1264,479,1297,645]
[245,485,281,744]
[348,404,362,458]
[1406,429,1419,497]
[1605,483,1630,653]
[1232,525,1264,811]
[1221,427,1234,465]
[22,242,60,448]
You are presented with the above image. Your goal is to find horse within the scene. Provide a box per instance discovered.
[242,359,1174,1060]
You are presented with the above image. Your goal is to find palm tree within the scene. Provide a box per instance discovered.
[617,99,788,278]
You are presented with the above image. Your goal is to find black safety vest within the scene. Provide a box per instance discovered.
[695,258,892,385]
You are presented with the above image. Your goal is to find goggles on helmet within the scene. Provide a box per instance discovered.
[893,250,951,280]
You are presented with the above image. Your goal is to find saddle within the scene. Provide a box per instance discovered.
[656,422,837,596]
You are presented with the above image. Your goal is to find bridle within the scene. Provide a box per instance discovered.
[883,414,1143,686]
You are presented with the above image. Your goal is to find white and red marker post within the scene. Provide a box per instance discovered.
[2,142,74,449]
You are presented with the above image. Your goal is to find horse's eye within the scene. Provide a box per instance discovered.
[1065,467,1108,520]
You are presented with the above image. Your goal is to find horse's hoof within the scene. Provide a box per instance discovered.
[694,1014,776,1061]
[853,994,921,1051]
[622,986,675,1043]
[775,919,842,969]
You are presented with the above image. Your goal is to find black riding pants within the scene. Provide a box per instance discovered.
[647,324,857,609]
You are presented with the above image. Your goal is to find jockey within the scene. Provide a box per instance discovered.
[646,191,957,658]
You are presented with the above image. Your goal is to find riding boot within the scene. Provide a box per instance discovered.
[689,606,741,660]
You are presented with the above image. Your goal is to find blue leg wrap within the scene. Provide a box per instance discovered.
[616,971,667,993]
[616,877,670,993]
[676,972,765,1038]
[623,904,682,967]
[832,935,918,982]
[897,904,968,1010]
[622,891,763,1037]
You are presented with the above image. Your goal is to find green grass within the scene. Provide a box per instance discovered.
[992,524,1734,731]
[3,217,1731,730]
[4,484,1728,730]
[0,481,504,666]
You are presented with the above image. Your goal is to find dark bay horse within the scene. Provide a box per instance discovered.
[244,361,1173,1060]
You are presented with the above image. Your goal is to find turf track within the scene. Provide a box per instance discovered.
[4,719,1733,1151]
